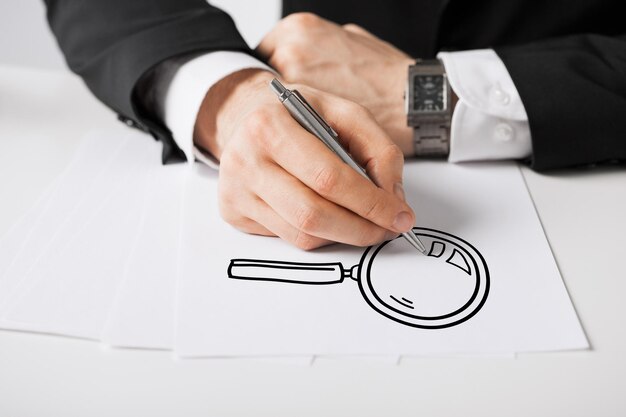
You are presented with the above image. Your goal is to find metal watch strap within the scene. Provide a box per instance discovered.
[413,122,450,157]
[407,58,451,157]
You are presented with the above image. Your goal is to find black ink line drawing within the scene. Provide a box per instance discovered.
[228,227,490,329]
[390,295,414,309]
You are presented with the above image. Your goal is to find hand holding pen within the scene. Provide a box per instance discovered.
[270,78,425,253]
[193,69,417,250]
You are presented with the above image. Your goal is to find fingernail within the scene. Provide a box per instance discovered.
[392,211,413,232]
[393,182,406,201]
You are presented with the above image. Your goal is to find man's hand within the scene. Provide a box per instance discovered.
[194,69,415,250]
[257,13,415,154]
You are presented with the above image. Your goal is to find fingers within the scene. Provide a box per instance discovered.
[232,216,276,237]
[219,176,333,250]
[305,92,406,196]
[216,78,414,251]
[248,195,334,250]
[266,110,414,233]
[218,107,405,247]
[252,162,395,247]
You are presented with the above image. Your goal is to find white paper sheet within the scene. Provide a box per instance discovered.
[175,162,588,357]
[0,176,58,285]
[1,134,159,338]
[101,163,188,349]
[0,130,129,317]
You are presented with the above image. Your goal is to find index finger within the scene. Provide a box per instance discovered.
[310,93,406,195]
[267,106,415,234]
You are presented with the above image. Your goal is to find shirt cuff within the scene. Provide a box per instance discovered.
[159,51,274,166]
[437,49,533,162]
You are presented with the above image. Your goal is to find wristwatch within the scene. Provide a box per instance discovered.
[405,59,452,157]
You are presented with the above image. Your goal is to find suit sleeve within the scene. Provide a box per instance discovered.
[495,33,626,170]
[44,0,253,163]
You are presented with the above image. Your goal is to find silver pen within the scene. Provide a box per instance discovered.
[269,78,426,254]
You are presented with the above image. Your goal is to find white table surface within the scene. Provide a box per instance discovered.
[1,64,625,417]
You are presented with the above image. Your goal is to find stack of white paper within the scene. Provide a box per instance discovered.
[0,129,589,358]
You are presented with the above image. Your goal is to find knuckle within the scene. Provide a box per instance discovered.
[372,144,404,169]
[313,166,340,196]
[219,148,244,171]
[366,144,404,177]
[280,65,299,83]
[354,103,373,119]
[217,182,250,230]
[233,217,252,231]
[272,44,305,69]
[362,194,387,220]
[335,99,354,116]
[238,219,266,235]
[270,47,287,69]
[283,44,304,61]
[343,23,360,30]
[217,185,231,207]
[242,109,276,151]
[293,230,322,251]
[219,206,260,235]
[217,183,239,217]
[343,23,370,37]
[218,199,239,225]
[383,143,404,163]
[294,203,323,234]
[283,12,321,30]
[337,100,368,119]
[244,108,273,136]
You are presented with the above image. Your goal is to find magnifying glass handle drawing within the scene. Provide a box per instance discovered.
[228,259,359,285]
[227,228,490,329]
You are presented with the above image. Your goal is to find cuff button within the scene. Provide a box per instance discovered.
[489,83,511,106]
[494,123,515,142]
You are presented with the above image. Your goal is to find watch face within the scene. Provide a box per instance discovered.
[413,75,446,112]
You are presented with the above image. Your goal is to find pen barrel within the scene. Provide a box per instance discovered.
[228,259,346,285]
[282,92,369,179]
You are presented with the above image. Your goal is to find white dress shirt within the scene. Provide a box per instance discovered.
[438,50,532,162]
[148,49,532,167]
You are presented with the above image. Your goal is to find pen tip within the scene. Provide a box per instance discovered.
[402,231,427,254]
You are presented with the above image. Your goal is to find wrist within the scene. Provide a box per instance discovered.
[194,68,275,159]
[372,57,415,155]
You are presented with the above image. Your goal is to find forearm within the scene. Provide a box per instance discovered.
[44,0,252,163]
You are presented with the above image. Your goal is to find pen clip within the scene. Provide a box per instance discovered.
[291,90,339,138]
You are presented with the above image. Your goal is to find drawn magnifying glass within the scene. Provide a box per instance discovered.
[228,227,489,329]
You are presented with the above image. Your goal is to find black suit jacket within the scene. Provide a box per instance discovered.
[44,0,626,170]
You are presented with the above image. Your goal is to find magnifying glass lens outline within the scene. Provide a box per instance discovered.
[228,227,490,329]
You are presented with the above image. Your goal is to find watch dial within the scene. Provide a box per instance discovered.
[413,75,445,112]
